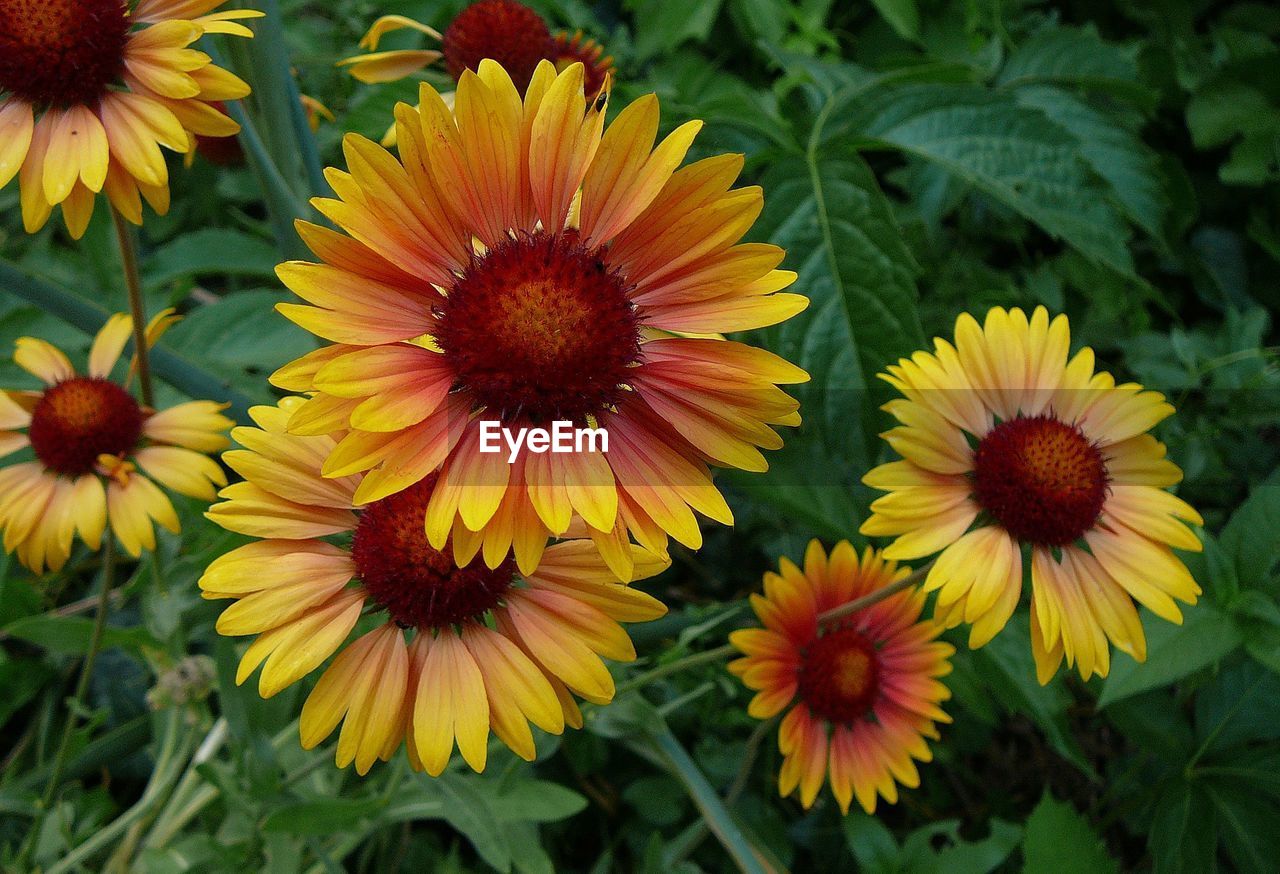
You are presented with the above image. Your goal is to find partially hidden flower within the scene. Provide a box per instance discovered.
[201,398,670,776]
[0,312,231,571]
[338,0,612,100]
[0,0,262,238]
[271,60,808,582]
[861,306,1203,683]
[729,541,953,814]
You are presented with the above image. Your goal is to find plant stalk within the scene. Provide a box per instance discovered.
[110,208,153,407]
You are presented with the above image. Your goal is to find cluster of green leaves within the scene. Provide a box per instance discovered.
[2,0,1279,871]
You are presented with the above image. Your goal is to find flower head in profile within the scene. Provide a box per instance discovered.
[339,0,612,101]
[0,313,231,571]
[272,60,807,581]
[201,398,670,776]
[861,306,1203,683]
[729,541,953,814]
[0,0,261,238]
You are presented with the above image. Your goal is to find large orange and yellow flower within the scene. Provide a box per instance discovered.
[729,541,953,814]
[0,0,261,238]
[0,313,231,571]
[861,306,1203,683]
[272,60,807,582]
[201,398,670,775]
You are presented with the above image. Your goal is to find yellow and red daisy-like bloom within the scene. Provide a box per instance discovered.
[339,0,613,100]
[272,60,807,581]
[730,541,953,814]
[0,313,231,571]
[0,0,261,238]
[201,398,670,776]
[861,306,1204,683]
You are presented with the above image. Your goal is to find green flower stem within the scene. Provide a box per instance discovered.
[48,708,197,874]
[0,258,257,422]
[111,208,154,408]
[19,534,117,870]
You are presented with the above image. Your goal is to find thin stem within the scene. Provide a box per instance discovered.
[19,535,116,869]
[617,560,935,694]
[110,208,153,407]
[815,560,933,625]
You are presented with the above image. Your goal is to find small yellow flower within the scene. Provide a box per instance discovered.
[0,313,232,570]
[861,306,1204,682]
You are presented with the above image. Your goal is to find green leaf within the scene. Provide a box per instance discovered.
[261,798,387,835]
[842,814,900,873]
[1010,86,1166,238]
[1,614,160,656]
[895,820,1022,874]
[996,25,1150,105]
[1022,793,1117,874]
[1203,783,1277,874]
[1149,782,1217,874]
[163,291,316,399]
[1219,481,1280,588]
[848,83,1136,274]
[488,780,588,823]
[1098,603,1244,707]
[869,0,920,41]
[735,133,922,538]
[142,229,279,289]
[625,0,727,61]
[438,774,513,873]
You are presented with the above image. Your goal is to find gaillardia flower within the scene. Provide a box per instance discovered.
[0,0,260,238]
[272,60,807,581]
[860,306,1203,683]
[729,541,953,814]
[338,0,612,99]
[0,313,231,571]
[202,398,670,775]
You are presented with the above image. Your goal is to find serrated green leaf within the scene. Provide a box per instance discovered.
[734,136,922,538]
[997,25,1149,105]
[1011,85,1166,238]
[848,83,1136,274]
[1022,793,1117,874]
[1149,782,1216,874]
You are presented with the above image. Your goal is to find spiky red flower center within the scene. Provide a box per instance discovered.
[351,477,515,629]
[441,0,552,92]
[972,415,1108,547]
[435,232,640,425]
[551,31,611,100]
[0,0,130,108]
[28,377,144,476]
[798,627,881,725]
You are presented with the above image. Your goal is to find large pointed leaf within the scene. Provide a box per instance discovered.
[732,133,922,539]
[842,83,1136,274]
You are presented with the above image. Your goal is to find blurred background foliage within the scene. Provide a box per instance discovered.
[2,0,1279,871]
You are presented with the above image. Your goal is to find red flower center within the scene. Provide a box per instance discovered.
[441,0,552,92]
[436,232,641,424]
[972,414,1108,546]
[351,476,515,629]
[28,377,144,476]
[797,627,880,725]
[0,0,130,108]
